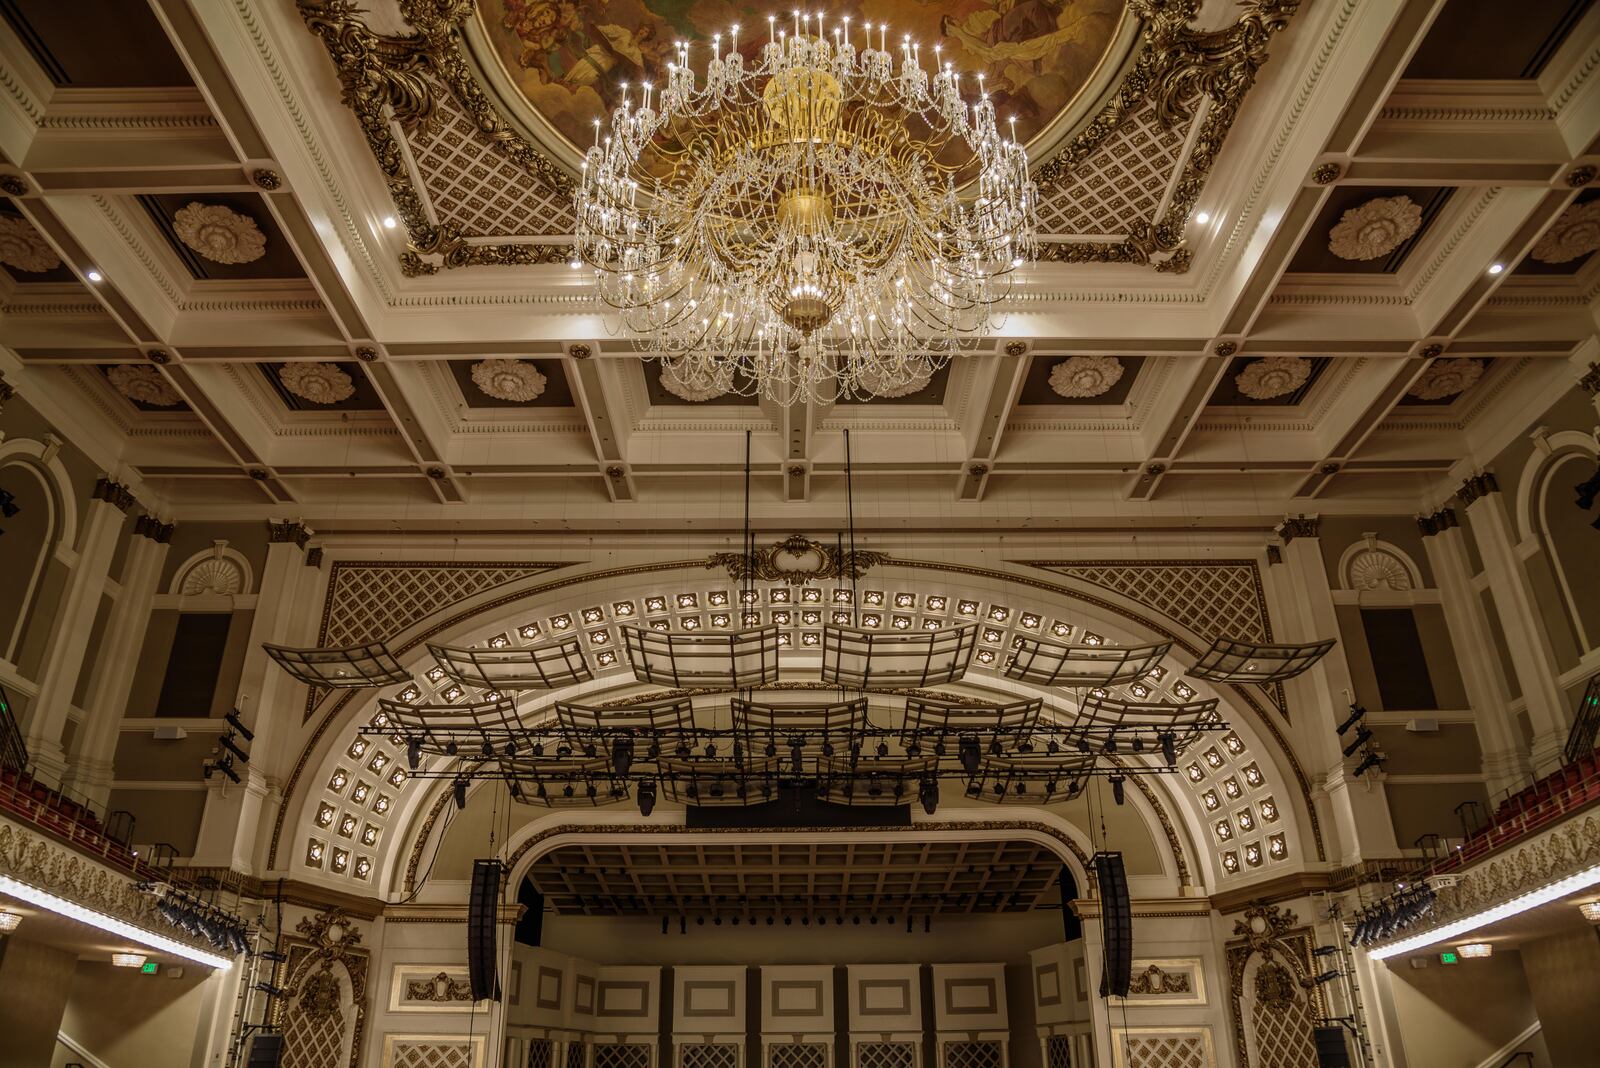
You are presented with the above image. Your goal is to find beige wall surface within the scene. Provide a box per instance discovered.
[49,959,216,1068]
[1519,926,1600,1066]
[1387,949,1544,1068]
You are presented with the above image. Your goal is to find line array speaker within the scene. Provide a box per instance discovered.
[1313,1026,1351,1068]
[468,858,503,1002]
[246,1033,284,1068]
[1095,851,1132,998]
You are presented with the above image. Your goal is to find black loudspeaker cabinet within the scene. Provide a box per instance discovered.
[1095,851,1132,997]
[1313,1026,1352,1068]
[468,858,503,1002]
[246,1033,284,1068]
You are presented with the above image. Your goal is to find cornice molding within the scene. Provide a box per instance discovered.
[1404,186,1503,304]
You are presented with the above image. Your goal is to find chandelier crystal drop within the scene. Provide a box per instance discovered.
[576,11,1037,403]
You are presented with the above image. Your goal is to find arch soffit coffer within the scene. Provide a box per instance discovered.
[270,555,1328,884]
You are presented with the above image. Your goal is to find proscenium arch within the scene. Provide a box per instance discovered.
[270,555,1327,889]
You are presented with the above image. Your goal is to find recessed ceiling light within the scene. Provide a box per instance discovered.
[1488,263,1504,274]
[1195,211,1211,225]
[86,270,103,282]
[111,952,148,968]
[381,216,397,229]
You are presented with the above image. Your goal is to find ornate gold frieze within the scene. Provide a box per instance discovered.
[708,534,887,586]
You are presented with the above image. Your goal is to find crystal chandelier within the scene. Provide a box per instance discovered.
[575,12,1037,403]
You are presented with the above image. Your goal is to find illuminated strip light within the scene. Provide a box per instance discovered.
[1368,863,1600,960]
[0,875,233,970]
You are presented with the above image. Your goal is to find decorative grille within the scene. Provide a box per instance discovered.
[1120,1035,1209,1068]
[856,1043,916,1068]
[528,1038,555,1068]
[1250,994,1317,1068]
[390,1040,476,1068]
[594,1046,652,1068]
[319,563,560,647]
[1034,107,1190,237]
[941,1040,1003,1068]
[567,1043,589,1068]
[680,1045,740,1068]
[1027,562,1270,645]
[1045,1035,1072,1068]
[770,1044,828,1068]
[281,1000,343,1068]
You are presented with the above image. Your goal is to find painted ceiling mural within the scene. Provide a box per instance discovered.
[480,0,1126,152]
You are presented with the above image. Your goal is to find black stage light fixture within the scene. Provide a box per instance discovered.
[1575,461,1600,512]
[1313,944,1339,957]
[225,708,254,742]
[407,737,422,770]
[958,734,981,774]
[637,779,657,817]
[508,780,524,802]
[217,756,241,784]
[1353,751,1383,778]
[1160,733,1177,766]
[876,741,889,758]
[562,782,575,798]
[1110,774,1126,806]
[1311,969,1341,985]
[1336,703,1367,736]
[612,737,634,777]
[259,950,288,963]
[255,982,289,998]
[453,778,468,810]
[0,489,18,518]
[585,781,598,799]
[1341,726,1372,758]
[219,732,250,764]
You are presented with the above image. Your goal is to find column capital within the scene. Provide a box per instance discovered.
[267,519,311,547]
[1276,513,1321,542]
[1416,507,1458,536]
[91,476,136,513]
[305,545,324,568]
[0,371,14,408]
[133,514,175,543]
[1456,471,1499,506]
[1580,360,1599,396]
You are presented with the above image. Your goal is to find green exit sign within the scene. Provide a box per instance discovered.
[1438,951,1459,965]
[141,961,159,974]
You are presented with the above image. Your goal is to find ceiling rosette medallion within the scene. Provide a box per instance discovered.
[1327,196,1422,261]
[172,202,267,264]
[1234,356,1311,401]
[1408,357,1483,401]
[470,358,546,402]
[0,215,61,272]
[296,0,1302,277]
[1530,200,1600,264]
[107,364,183,407]
[280,362,356,404]
[1049,355,1125,398]
[659,359,733,402]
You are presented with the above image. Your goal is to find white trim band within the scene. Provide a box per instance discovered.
[1368,864,1600,960]
[0,875,234,970]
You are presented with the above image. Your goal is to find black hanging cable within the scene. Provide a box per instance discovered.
[845,427,858,626]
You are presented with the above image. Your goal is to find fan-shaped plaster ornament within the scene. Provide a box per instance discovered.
[1328,195,1423,261]
[180,557,245,596]
[659,359,733,402]
[855,365,933,398]
[1347,549,1413,592]
[470,358,546,402]
[172,202,267,265]
[1530,201,1600,264]
[280,362,355,404]
[1235,356,1312,401]
[106,364,182,407]
[1049,355,1125,399]
[0,215,61,273]
[1408,357,1483,401]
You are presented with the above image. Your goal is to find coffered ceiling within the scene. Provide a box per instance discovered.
[0,0,1596,529]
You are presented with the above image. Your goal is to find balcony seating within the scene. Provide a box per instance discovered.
[1431,750,1600,873]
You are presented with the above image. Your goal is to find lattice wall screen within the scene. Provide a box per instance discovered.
[1119,1035,1209,1068]
[1034,107,1191,237]
[770,1044,828,1068]
[528,1038,555,1068]
[568,1043,589,1068]
[1028,561,1270,644]
[941,1040,1003,1068]
[318,563,561,647]
[594,1046,653,1068]
[680,1045,740,1068]
[856,1043,916,1068]
[1045,1036,1072,1068]
[390,1040,477,1068]
[281,997,344,1068]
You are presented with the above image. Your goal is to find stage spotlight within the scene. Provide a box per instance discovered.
[637,779,657,817]
[452,778,468,810]
[1110,774,1126,806]
[1311,970,1341,985]
[612,737,634,776]
[219,732,249,764]
[1160,733,1177,766]
[224,709,254,742]
[0,489,16,518]
[407,737,421,770]
[216,757,241,784]
[1342,726,1372,758]
[1336,703,1367,736]
[1313,944,1339,957]
[255,982,288,998]
[958,735,981,774]
[1353,751,1383,778]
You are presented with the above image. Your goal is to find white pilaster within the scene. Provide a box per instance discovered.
[22,479,130,785]
[1458,477,1571,773]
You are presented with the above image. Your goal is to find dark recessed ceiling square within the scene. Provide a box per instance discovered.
[1287,187,1454,275]
[1403,0,1592,80]
[1515,187,1600,275]
[836,361,952,405]
[1208,356,1331,407]
[0,200,76,283]
[1397,357,1495,407]
[262,362,385,412]
[448,359,574,407]
[138,194,306,281]
[1018,354,1144,405]
[643,361,759,406]
[0,0,193,87]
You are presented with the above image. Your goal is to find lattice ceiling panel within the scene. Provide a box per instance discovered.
[318,563,564,648]
[1035,107,1191,238]
[406,94,577,239]
[1024,561,1270,645]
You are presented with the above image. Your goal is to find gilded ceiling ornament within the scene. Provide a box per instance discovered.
[280,362,356,404]
[1234,356,1312,400]
[1049,355,1125,399]
[172,202,267,264]
[709,534,886,586]
[106,363,182,407]
[1529,201,1600,264]
[470,358,546,402]
[1408,357,1483,401]
[0,214,61,272]
[854,366,934,400]
[1327,195,1422,261]
[659,359,733,403]
[1127,963,1192,995]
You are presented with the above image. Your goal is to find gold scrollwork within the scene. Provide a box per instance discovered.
[708,534,887,587]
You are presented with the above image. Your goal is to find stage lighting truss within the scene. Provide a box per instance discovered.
[264,641,411,688]
[1003,637,1172,687]
[556,696,697,764]
[497,755,629,807]
[819,623,977,688]
[376,695,522,762]
[900,696,1043,766]
[732,697,870,773]
[1187,637,1336,684]
[659,757,784,807]
[622,625,782,689]
[818,755,937,806]
[427,636,593,691]
[1067,693,1222,762]
[965,751,1098,804]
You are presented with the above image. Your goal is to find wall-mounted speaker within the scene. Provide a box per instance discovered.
[1094,851,1132,997]
[246,1033,284,1068]
[468,858,503,1002]
[1313,1026,1352,1067]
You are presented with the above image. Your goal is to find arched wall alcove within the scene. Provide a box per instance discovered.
[0,437,79,671]
[268,552,1327,903]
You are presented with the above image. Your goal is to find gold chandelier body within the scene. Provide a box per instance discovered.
[575,15,1037,403]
